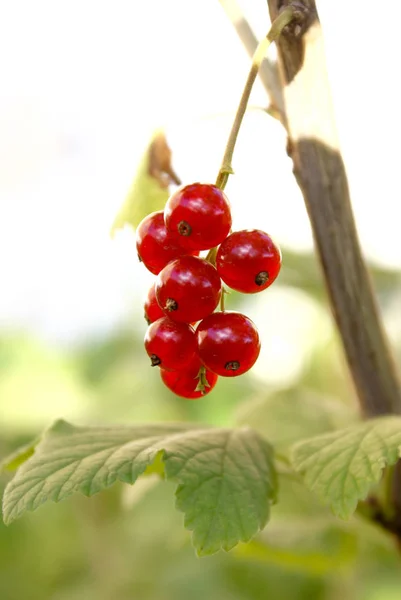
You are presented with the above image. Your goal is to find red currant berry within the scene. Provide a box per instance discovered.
[164,183,232,251]
[216,229,281,293]
[197,311,260,377]
[156,255,222,323]
[144,283,164,324]
[144,317,196,370]
[160,356,218,399]
[136,211,197,275]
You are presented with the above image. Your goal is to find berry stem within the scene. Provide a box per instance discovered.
[205,246,218,266]
[215,6,295,190]
[195,366,211,395]
[220,287,228,312]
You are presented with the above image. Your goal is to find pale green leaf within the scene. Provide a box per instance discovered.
[2,421,276,556]
[291,416,401,519]
[164,427,276,555]
[111,130,178,234]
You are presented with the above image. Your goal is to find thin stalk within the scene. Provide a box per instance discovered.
[215,6,295,190]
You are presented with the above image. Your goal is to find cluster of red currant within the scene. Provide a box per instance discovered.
[136,183,281,399]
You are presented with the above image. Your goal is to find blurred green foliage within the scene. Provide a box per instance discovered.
[1,246,401,599]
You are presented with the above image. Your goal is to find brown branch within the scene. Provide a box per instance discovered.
[266,0,401,417]
[219,0,284,118]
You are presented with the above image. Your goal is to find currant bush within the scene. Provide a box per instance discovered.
[156,255,221,323]
[144,317,197,371]
[136,210,197,275]
[144,283,164,324]
[216,229,281,293]
[197,311,261,377]
[136,182,281,397]
[160,355,218,399]
[164,183,232,251]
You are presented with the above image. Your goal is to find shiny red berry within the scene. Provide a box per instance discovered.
[144,317,196,370]
[136,211,196,275]
[164,183,232,251]
[156,255,222,323]
[144,283,164,324]
[160,356,218,399]
[216,229,281,293]
[197,311,260,377]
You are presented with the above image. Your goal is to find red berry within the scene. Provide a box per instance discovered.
[197,311,260,377]
[144,317,196,370]
[164,183,232,251]
[136,211,196,275]
[156,255,222,323]
[216,229,281,293]
[144,283,164,324]
[160,356,218,399]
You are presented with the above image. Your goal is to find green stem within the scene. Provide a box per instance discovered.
[220,288,226,311]
[215,6,295,190]
[205,246,218,266]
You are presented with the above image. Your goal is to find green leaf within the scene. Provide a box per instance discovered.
[164,427,277,555]
[0,440,39,473]
[291,416,401,519]
[111,130,179,234]
[2,420,276,556]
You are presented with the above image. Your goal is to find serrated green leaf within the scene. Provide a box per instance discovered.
[163,427,277,555]
[291,416,401,519]
[2,421,276,556]
[1,420,193,525]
